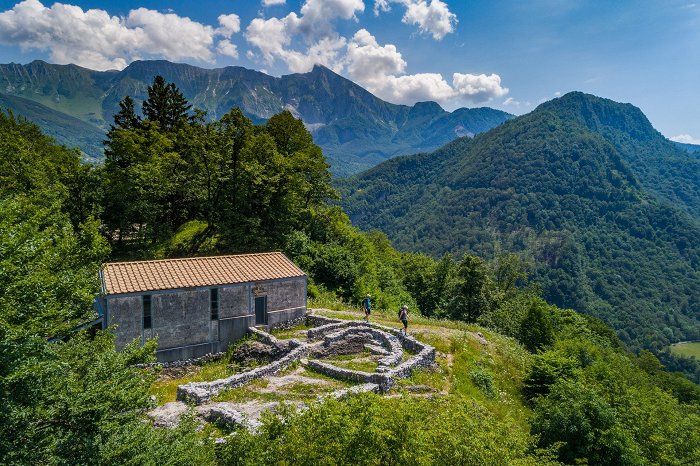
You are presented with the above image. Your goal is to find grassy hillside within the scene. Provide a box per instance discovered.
[340,93,700,352]
[670,342,700,359]
[0,92,104,160]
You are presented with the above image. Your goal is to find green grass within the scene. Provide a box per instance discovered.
[153,220,220,258]
[212,367,350,403]
[150,358,234,404]
[321,348,380,373]
[311,308,533,429]
[271,322,313,340]
[669,341,700,359]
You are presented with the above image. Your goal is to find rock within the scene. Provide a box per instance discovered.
[148,401,188,428]
[474,332,488,345]
[230,340,283,365]
[365,343,390,355]
[404,384,437,394]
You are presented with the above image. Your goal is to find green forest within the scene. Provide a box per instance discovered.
[1,79,699,464]
[340,93,700,373]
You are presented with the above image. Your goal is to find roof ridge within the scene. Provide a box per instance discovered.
[100,251,304,295]
[103,251,284,268]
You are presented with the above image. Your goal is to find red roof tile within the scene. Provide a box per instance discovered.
[101,252,305,295]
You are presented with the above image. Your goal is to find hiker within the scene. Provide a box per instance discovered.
[398,304,409,334]
[362,293,371,321]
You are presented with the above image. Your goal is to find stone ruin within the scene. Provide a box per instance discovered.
[156,313,435,431]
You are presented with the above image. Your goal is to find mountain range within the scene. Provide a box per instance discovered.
[0,60,512,175]
[340,92,700,351]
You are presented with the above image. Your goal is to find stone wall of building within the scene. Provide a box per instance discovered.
[107,295,142,348]
[218,285,249,319]
[106,278,307,362]
[152,289,210,350]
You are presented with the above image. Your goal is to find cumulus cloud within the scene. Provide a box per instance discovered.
[0,0,241,70]
[670,134,700,145]
[216,39,239,58]
[344,29,508,106]
[373,0,457,39]
[245,0,362,72]
[263,0,287,6]
[217,14,241,36]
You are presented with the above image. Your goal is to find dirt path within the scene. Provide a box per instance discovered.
[443,352,455,395]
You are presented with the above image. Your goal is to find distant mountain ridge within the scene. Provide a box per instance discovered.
[340,91,700,351]
[0,60,512,174]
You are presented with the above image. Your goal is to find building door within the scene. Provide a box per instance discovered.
[255,296,267,325]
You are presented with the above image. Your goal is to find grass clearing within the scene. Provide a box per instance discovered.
[311,308,533,428]
[150,358,233,404]
[271,322,313,340]
[668,341,700,359]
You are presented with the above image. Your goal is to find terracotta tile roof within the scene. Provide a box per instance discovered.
[101,252,305,295]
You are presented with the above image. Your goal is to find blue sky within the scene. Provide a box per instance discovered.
[0,0,698,142]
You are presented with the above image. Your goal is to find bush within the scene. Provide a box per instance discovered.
[531,380,639,465]
[470,366,495,397]
[523,350,580,400]
[217,394,559,465]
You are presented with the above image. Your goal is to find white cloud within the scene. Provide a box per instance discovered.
[216,39,239,58]
[0,0,241,70]
[373,0,457,39]
[502,97,531,109]
[245,16,292,64]
[345,29,508,106]
[217,14,241,37]
[288,0,365,40]
[245,0,363,72]
[670,134,700,145]
[282,36,347,73]
[263,0,287,6]
[345,28,406,83]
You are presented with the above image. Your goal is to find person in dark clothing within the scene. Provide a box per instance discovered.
[399,305,409,334]
[362,293,371,321]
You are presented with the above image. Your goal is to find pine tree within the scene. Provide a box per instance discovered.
[142,75,191,131]
[111,96,141,130]
[519,300,555,352]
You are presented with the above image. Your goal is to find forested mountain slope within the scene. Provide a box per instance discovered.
[0,92,105,160]
[340,92,700,351]
[0,60,511,174]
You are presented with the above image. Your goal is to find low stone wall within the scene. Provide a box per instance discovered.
[307,319,367,340]
[305,314,339,328]
[175,314,436,405]
[321,326,403,369]
[177,337,308,405]
[305,359,394,391]
[269,315,306,331]
[201,402,262,432]
[324,383,380,400]
[248,326,280,346]
[133,351,225,369]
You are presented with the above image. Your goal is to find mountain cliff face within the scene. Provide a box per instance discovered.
[340,92,700,351]
[0,60,512,174]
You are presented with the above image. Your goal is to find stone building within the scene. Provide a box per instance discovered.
[96,252,307,362]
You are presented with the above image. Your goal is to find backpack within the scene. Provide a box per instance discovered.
[398,308,403,319]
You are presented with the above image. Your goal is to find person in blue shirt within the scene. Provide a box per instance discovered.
[362,293,371,321]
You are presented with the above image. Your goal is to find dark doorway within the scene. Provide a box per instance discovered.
[255,296,267,325]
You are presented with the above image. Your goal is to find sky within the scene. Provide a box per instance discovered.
[0,0,698,143]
